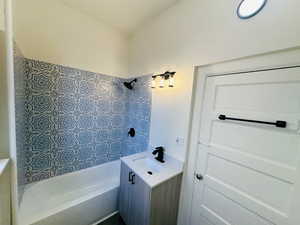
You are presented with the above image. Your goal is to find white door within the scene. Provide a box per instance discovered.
[191,67,300,225]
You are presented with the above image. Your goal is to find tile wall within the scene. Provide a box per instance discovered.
[14,55,152,184]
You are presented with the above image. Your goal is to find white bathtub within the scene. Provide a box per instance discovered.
[19,160,120,225]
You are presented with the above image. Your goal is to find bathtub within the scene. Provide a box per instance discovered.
[19,160,120,225]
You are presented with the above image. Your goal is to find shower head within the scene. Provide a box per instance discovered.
[123,78,137,90]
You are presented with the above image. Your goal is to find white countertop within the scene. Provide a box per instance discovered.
[121,152,183,188]
[0,158,9,176]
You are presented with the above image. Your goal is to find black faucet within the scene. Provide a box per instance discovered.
[152,147,165,163]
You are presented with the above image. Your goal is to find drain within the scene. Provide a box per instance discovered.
[147,171,153,175]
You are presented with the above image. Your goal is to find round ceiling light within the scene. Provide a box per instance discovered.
[237,0,267,19]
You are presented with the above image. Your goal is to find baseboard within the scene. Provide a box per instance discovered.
[90,211,119,225]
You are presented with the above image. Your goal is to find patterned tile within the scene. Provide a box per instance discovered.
[31,114,53,132]
[78,115,94,129]
[95,115,112,129]
[57,77,77,95]
[96,99,112,114]
[56,166,75,176]
[14,43,32,202]
[77,145,94,161]
[95,130,110,143]
[111,115,125,128]
[14,57,152,184]
[31,95,53,113]
[109,141,122,155]
[55,150,76,166]
[32,134,52,152]
[55,132,77,148]
[31,153,52,171]
[56,115,77,131]
[79,80,96,96]
[78,97,95,113]
[95,142,110,156]
[31,74,54,92]
[57,96,77,113]
[78,131,94,145]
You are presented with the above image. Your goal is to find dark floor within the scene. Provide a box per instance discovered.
[98,214,126,225]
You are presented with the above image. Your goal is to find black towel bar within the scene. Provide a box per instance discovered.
[218,114,287,128]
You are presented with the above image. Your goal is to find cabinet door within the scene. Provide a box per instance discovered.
[130,174,151,225]
[119,162,151,225]
[119,162,133,225]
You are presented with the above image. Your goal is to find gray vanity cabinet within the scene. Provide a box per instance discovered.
[119,162,134,224]
[119,161,182,225]
[119,162,150,225]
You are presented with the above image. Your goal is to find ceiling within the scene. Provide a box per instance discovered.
[61,0,180,35]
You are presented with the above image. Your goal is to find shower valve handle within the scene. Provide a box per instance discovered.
[195,173,204,181]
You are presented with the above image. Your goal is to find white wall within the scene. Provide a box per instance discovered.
[0,0,9,159]
[0,31,9,159]
[129,0,300,161]
[14,0,129,77]
[0,0,4,31]
[3,0,18,224]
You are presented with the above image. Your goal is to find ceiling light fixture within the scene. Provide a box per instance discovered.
[237,0,267,19]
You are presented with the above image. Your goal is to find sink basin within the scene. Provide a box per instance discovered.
[121,152,183,188]
[132,157,163,174]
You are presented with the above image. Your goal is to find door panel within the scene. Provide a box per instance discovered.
[191,67,300,225]
[204,174,287,225]
[215,82,300,114]
[201,188,273,225]
[207,144,295,183]
[211,121,300,168]
[206,155,292,213]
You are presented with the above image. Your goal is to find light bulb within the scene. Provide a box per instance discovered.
[151,77,156,88]
[169,75,175,87]
[159,76,165,88]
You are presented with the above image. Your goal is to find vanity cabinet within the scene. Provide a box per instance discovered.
[119,161,182,225]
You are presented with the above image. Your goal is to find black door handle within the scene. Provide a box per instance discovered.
[131,174,135,184]
[129,172,136,184]
[129,172,134,182]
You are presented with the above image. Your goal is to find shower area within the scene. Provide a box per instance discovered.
[13,45,152,225]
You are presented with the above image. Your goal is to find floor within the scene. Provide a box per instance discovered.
[98,214,126,225]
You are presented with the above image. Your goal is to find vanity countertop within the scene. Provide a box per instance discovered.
[121,152,183,188]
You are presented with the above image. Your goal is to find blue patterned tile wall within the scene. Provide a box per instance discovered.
[14,44,28,201]
[124,76,152,156]
[14,57,152,184]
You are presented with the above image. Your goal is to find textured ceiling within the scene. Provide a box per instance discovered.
[61,0,180,35]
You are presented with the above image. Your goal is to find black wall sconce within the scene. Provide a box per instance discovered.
[151,71,176,89]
